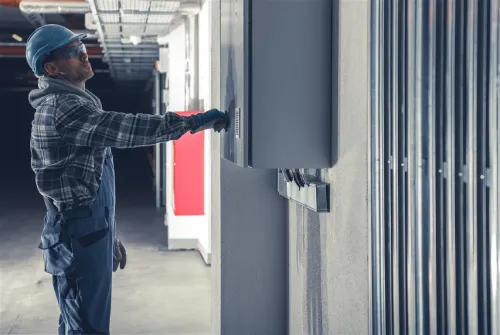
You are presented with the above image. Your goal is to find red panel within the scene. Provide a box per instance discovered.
[173,111,205,215]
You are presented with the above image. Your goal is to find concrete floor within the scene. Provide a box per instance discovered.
[0,149,211,335]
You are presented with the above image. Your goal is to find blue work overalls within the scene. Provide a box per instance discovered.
[39,147,116,335]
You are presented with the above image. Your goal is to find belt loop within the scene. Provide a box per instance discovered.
[105,207,109,222]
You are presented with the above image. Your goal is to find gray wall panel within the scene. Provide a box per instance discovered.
[288,0,371,333]
[220,161,287,335]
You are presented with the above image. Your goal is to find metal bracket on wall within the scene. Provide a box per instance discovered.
[277,169,330,213]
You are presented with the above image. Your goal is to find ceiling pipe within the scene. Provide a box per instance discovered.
[86,0,116,76]
[19,0,89,14]
[0,0,86,7]
[0,0,21,7]
[0,44,103,56]
[17,0,200,15]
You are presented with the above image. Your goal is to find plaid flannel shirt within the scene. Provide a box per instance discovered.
[30,92,197,211]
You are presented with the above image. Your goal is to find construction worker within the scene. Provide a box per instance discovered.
[25,24,227,335]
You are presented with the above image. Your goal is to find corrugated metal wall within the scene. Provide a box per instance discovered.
[369,0,500,334]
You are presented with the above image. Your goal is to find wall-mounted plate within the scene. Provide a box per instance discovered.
[277,170,330,213]
[220,0,333,169]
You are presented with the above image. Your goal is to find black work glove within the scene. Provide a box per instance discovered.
[190,109,228,134]
[113,236,127,272]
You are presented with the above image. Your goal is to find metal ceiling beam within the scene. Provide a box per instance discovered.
[18,0,200,14]
[74,0,193,83]
[106,54,157,58]
[106,50,158,53]
[98,10,177,16]
[110,60,157,63]
[101,35,158,39]
[19,0,89,14]
[102,37,158,42]
[110,63,155,66]
[21,11,46,27]
[111,60,155,63]
[115,78,152,80]
[115,76,152,79]
[108,53,158,57]
[86,0,115,77]
[124,0,193,2]
[105,42,159,46]
[115,61,155,67]
[102,32,168,36]
[108,54,158,57]
[99,22,168,26]
[106,45,159,49]
[112,63,154,66]
[112,66,154,68]
[114,68,153,70]
[0,44,102,56]
[111,59,155,62]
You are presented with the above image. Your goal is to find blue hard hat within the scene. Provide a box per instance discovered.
[26,24,87,77]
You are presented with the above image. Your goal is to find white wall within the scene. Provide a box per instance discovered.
[164,21,185,241]
[209,0,222,332]
[163,17,211,263]
[198,0,212,263]
[167,22,186,111]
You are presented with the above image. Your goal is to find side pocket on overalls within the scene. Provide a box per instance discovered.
[66,215,111,274]
[38,217,75,276]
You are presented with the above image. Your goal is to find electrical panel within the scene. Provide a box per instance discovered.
[220,0,333,169]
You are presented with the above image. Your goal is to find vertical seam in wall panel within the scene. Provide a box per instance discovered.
[445,0,457,332]
[368,0,373,330]
[489,0,500,332]
[368,0,385,332]
[406,0,418,332]
[428,0,438,332]
[391,0,401,332]
[466,0,479,332]
[285,198,289,335]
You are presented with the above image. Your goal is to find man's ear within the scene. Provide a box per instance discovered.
[44,62,60,76]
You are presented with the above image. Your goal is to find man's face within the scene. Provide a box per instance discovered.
[44,40,94,82]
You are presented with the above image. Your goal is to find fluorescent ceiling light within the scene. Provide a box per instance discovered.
[130,35,141,45]
[12,34,23,42]
[157,35,168,45]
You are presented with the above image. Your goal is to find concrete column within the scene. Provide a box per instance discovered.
[209,0,288,333]
[209,0,222,332]
[287,0,371,334]
[219,162,287,335]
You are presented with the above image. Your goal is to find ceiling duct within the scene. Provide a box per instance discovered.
[19,0,200,16]
[85,0,201,83]
[19,0,90,14]
[0,43,103,57]
[0,0,21,6]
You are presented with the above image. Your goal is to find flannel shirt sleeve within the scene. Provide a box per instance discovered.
[53,96,198,148]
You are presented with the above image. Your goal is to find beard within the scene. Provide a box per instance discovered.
[69,65,94,83]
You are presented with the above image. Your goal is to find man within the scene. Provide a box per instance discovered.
[25,24,227,335]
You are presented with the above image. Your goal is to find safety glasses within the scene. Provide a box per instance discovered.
[47,43,87,61]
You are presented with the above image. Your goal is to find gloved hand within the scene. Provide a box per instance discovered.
[113,236,127,272]
[191,109,228,134]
